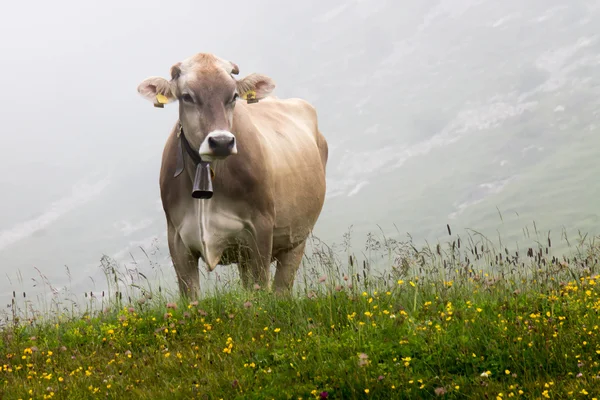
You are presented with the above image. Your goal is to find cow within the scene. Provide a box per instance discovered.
[136,53,328,300]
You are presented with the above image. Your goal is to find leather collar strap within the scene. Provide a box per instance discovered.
[174,122,204,177]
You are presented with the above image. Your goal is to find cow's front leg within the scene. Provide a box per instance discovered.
[244,220,274,290]
[167,222,201,301]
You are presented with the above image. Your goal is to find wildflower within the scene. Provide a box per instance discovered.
[223,337,234,354]
[364,389,369,394]
[358,353,369,367]
[318,275,327,283]
[397,280,404,285]
[274,328,281,333]
[166,302,177,310]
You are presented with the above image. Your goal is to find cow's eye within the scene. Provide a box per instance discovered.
[182,93,194,103]
[229,93,239,104]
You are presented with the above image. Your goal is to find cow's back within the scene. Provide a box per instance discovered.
[240,97,328,250]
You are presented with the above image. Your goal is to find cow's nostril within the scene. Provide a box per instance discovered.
[208,136,235,149]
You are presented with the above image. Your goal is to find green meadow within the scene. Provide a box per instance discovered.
[2,225,600,399]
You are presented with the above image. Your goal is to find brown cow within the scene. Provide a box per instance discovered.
[137,53,328,300]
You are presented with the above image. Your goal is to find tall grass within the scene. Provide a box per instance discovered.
[1,224,600,399]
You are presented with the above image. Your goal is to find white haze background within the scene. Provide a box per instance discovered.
[1,0,600,305]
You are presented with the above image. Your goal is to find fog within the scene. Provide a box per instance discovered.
[2,0,599,305]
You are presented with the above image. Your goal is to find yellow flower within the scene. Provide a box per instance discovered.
[274,328,281,333]
[364,389,369,394]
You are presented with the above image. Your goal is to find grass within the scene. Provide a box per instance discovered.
[2,225,600,399]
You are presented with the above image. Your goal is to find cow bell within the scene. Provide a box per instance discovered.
[192,162,214,199]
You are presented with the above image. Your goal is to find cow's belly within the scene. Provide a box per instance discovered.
[174,198,248,268]
[271,167,327,252]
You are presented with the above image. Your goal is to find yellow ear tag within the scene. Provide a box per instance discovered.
[154,93,169,108]
[242,90,258,104]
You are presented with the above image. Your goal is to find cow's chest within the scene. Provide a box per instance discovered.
[175,199,248,263]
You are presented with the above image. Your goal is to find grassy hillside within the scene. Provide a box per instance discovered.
[2,227,600,399]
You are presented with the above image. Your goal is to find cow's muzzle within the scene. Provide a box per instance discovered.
[199,131,237,160]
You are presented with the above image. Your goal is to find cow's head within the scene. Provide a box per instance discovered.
[137,53,275,162]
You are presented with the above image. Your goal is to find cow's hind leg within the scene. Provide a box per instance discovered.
[273,239,307,293]
[167,223,201,301]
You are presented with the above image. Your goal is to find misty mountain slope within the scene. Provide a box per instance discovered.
[1,0,599,303]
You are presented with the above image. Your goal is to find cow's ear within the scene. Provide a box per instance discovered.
[237,73,275,101]
[137,77,177,106]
